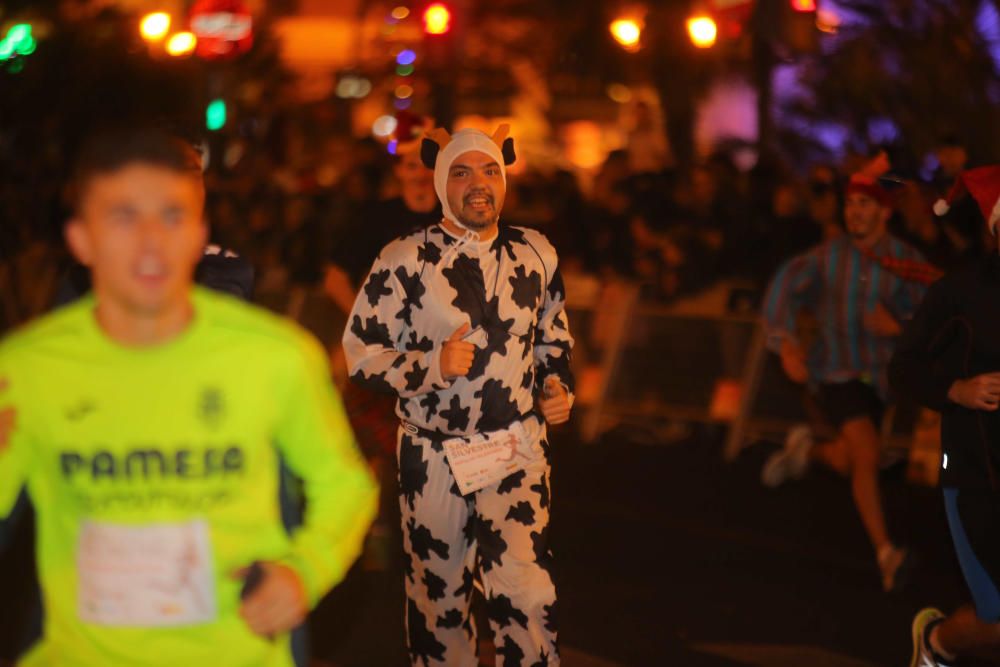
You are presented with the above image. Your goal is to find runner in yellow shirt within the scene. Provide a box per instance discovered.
[0,126,377,666]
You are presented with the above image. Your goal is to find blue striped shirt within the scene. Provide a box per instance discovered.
[762,234,928,398]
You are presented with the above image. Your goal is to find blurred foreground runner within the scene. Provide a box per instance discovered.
[0,126,376,666]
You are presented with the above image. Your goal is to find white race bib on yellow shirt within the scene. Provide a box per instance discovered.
[76,519,217,627]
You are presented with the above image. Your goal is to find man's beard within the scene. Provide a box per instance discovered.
[455,190,500,230]
[456,211,498,230]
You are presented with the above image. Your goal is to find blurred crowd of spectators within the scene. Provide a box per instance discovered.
[0,116,988,335]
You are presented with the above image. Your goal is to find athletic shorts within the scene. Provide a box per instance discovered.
[943,487,1000,622]
[816,380,884,428]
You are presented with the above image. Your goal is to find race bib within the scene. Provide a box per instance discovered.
[77,519,217,627]
[443,421,540,495]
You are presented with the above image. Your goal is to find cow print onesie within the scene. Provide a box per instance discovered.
[343,221,574,666]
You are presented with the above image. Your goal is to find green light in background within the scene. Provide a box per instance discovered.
[17,37,36,56]
[396,64,414,76]
[1,24,34,61]
[7,24,31,45]
[206,99,227,131]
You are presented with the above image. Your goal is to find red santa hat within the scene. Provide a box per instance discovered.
[392,111,433,155]
[933,165,1000,233]
[844,151,893,208]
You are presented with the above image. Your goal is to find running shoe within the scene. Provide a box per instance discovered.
[910,607,952,667]
[761,424,814,487]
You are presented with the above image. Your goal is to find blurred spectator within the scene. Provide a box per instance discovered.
[280,195,328,287]
[892,180,958,269]
[806,165,844,242]
[627,100,673,174]
[324,145,440,317]
[759,179,824,280]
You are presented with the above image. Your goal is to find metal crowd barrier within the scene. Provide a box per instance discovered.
[564,275,934,481]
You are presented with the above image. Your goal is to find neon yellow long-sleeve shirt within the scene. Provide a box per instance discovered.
[0,287,377,666]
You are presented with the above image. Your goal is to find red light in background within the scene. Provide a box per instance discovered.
[791,0,817,11]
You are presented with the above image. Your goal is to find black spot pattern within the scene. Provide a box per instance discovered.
[509,265,541,310]
[418,241,442,265]
[488,593,529,629]
[394,266,426,326]
[547,268,566,302]
[476,516,507,572]
[468,295,515,383]
[440,395,471,432]
[543,601,557,634]
[405,331,435,352]
[531,651,551,667]
[423,569,447,601]
[497,469,526,495]
[521,368,534,390]
[490,225,527,263]
[402,550,414,583]
[352,370,395,395]
[463,510,476,546]
[398,435,427,510]
[408,518,450,561]
[518,330,534,360]
[363,268,393,306]
[351,315,393,348]
[419,392,441,419]
[404,361,429,392]
[496,635,526,667]
[505,501,535,526]
[437,609,463,629]
[531,474,550,509]
[454,567,475,599]
[407,599,447,666]
[475,379,520,432]
[443,254,488,328]
[531,525,554,576]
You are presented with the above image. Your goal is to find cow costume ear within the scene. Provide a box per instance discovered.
[420,138,439,169]
[420,128,453,169]
[501,137,516,166]
[489,124,516,166]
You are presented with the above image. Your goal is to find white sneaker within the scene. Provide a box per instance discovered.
[761,424,814,488]
[910,607,952,667]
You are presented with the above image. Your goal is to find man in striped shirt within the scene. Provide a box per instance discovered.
[760,174,932,593]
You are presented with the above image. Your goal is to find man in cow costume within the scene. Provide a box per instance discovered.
[343,125,573,666]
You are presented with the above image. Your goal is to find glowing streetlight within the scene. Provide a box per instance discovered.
[140,12,171,41]
[610,19,641,50]
[687,15,717,49]
[423,4,451,35]
[165,31,197,57]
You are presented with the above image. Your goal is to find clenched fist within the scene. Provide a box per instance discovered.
[235,562,308,638]
[537,376,571,425]
[441,323,476,380]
